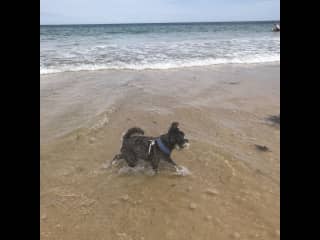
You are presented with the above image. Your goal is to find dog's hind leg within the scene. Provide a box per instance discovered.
[151,157,160,173]
[124,152,138,168]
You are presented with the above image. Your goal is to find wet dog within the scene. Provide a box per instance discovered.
[112,122,189,173]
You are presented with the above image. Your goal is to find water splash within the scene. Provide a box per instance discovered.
[173,165,191,176]
[118,165,156,176]
[107,158,191,177]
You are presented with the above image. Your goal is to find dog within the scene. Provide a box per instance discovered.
[112,122,189,173]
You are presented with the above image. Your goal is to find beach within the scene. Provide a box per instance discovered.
[40,63,280,240]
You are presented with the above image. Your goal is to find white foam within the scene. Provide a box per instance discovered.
[118,165,155,176]
[173,166,191,176]
[111,158,191,177]
[40,55,279,75]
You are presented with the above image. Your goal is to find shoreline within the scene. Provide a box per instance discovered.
[40,61,280,76]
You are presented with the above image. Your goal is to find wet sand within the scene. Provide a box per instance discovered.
[40,63,280,240]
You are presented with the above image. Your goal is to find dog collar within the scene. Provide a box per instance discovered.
[156,138,171,155]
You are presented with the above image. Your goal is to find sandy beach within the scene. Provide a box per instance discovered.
[40,63,280,240]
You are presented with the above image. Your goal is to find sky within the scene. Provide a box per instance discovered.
[40,0,280,25]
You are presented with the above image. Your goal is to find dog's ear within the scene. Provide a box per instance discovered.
[169,122,179,132]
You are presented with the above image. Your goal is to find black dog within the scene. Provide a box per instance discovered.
[112,122,189,173]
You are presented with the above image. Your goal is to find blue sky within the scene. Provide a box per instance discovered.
[40,0,280,25]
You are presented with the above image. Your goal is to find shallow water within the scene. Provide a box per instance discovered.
[40,63,279,240]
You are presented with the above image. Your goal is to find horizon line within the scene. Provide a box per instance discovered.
[40,19,280,26]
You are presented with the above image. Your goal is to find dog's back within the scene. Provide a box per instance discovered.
[122,127,144,140]
[121,127,154,159]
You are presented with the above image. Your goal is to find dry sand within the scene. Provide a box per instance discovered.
[40,63,280,240]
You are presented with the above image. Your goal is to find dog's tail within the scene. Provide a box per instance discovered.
[123,127,144,140]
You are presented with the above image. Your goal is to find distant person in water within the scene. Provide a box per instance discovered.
[272,24,280,32]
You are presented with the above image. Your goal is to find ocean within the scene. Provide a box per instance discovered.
[40,21,280,75]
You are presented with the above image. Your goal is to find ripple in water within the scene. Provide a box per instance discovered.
[109,159,191,177]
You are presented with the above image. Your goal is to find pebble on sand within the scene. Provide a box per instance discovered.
[55,224,62,229]
[189,203,197,210]
[89,137,96,143]
[232,232,241,238]
[41,214,47,220]
[120,194,129,201]
[205,215,213,221]
[117,232,128,239]
[275,230,280,236]
[205,188,219,196]
[215,217,222,225]
[133,200,143,205]
[255,144,269,152]
[111,200,119,205]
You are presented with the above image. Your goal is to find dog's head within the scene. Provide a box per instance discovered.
[168,122,189,150]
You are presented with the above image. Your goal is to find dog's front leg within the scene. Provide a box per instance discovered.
[165,157,183,172]
[151,157,160,174]
[164,157,178,167]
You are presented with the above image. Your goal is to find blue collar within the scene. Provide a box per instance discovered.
[156,138,171,155]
